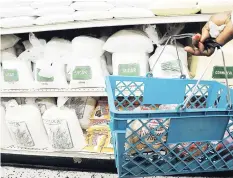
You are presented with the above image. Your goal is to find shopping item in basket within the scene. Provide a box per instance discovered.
[127,105,177,155]
[106,34,233,177]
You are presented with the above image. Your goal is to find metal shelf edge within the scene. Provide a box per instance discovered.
[1,14,211,35]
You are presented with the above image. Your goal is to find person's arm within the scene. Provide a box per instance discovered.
[185,11,233,56]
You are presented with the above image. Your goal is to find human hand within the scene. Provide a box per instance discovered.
[185,11,233,56]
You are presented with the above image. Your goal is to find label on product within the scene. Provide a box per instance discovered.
[212,66,233,79]
[3,69,19,82]
[7,121,35,147]
[43,119,74,150]
[72,66,92,80]
[37,69,54,82]
[118,63,140,76]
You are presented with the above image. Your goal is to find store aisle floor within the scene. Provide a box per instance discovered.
[1,166,232,178]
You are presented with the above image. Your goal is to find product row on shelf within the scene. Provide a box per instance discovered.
[1,97,113,154]
[1,24,233,92]
[1,0,232,28]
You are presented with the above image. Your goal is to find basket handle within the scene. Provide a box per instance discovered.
[147,33,196,79]
[181,45,232,110]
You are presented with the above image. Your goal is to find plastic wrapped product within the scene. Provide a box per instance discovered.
[110,8,154,18]
[71,2,114,11]
[67,57,106,88]
[31,1,72,8]
[35,6,75,16]
[112,52,149,77]
[113,0,153,8]
[5,100,49,149]
[103,29,154,53]
[42,97,85,151]
[101,127,114,153]
[73,11,113,21]
[0,16,35,28]
[72,36,105,58]
[34,59,68,89]
[83,125,108,153]
[199,0,233,13]
[0,6,35,18]
[44,37,72,64]
[149,44,190,79]
[36,98,56,115]
[34,15,74,25]
[1,105,14,149]
[64,97,96,130]
[1,35,20,50]
[1,57,34,89]
[90,99,110,126]
[150,0,200,16]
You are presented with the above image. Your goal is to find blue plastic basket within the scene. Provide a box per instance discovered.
[106,76,233,178]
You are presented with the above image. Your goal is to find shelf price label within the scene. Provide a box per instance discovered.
[212,66,233,79]
[72,66,92,80]
[37,69,54,82]
[118,63,140,76]
[3,69,19,82]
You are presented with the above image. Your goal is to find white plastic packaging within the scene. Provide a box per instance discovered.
[5,100,49,149]
[1,58,34,89]
[42,97,86,151]
[34,15,74,25]
[112,52,149,76]
[64,97,96,130]
[71,2,114,11]
[1,105,14,149]
[198,0,233,13]
[113,0,153,8]
[0,6,35,18]
[149,44,189,79]
[31,1,72,8]
[103,29,154,53]
[44,37,72,64]
[1,35,20,50]
[67,56,106,88]
[73,11,113,21]
[149,0,200,16]
[72,36,105,58]
[110,8,154,18]
[35,6,75,16]
[34,59,68,89]
[0,16,35,28]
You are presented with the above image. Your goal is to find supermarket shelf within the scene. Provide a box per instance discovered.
[0,88,107,97]
[1,14,211,35]
[1,149,114,160]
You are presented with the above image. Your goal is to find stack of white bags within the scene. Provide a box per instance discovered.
[1,97,86,151]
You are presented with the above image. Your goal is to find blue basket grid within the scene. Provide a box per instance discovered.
[106,76,233,178]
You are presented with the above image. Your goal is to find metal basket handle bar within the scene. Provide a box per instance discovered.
[149,33,196,79]
[181,46,232,110]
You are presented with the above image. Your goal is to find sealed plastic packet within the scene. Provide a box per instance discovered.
[83,125,108,153]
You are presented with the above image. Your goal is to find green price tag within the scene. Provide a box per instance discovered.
[118,63,140,76]
[37,69,54,82]
[212,66,233,79]
[3,69,19,82]
[72,66,92,80]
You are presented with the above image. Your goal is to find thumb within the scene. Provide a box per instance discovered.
[200,23,211,43]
